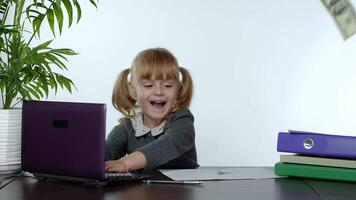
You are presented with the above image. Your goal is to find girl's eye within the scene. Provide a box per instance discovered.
[164,85,172,88]
[144,85,153,88]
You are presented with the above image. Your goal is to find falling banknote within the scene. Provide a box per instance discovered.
[321,0,356,40]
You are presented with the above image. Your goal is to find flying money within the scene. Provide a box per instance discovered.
[321,0,356,40]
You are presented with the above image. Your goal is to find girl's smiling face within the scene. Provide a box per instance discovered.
[132,77,180,128]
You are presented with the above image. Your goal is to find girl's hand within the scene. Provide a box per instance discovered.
[105,151,147,173]
[105,159,129,173]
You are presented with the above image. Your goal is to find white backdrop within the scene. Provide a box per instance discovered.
[18,0,356,166]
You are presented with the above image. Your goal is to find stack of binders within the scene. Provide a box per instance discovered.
[275,130,356,182]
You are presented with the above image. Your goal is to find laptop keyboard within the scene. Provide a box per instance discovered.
[105,172,145,181]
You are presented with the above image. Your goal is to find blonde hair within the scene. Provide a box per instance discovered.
[112,48,193,117]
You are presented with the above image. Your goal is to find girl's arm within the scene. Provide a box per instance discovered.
[106,119,146,173]
[105,151,147,173]
[105,122,128,161]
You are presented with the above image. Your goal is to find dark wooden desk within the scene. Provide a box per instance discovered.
[1,168,356,200]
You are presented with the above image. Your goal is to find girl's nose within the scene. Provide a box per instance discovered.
[154,86,164,95]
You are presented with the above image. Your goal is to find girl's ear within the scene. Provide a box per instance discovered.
[128,81,137,100]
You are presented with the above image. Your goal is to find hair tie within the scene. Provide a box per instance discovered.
[178,67,183,81]
[127,69,132,81]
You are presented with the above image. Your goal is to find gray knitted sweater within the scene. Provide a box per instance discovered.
[105,109,199,171]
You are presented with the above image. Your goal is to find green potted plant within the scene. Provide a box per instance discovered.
[0,0,97,173]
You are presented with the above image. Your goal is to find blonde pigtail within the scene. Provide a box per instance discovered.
[176,67,193,110]
[112,68,137,117]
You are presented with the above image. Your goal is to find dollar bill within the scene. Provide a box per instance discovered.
[321,0,356,40]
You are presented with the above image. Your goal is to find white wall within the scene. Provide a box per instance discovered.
[39,0,356,166]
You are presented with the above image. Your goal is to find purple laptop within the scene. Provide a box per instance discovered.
[21,100,145,184]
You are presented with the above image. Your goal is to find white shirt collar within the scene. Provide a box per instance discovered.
[130,112,166,137]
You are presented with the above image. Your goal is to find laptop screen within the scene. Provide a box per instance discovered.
[21,100,107,181]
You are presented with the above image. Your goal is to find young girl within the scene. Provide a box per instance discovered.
[105,48,199,173]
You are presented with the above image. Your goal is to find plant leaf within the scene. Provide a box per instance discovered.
[54,73,64,88]
[89,0,97,8]
[46,8,56,37]
[45,53,67,70]
[49,48,77,55]
[32,14,45,37]
[26,2,46,27]
[0,0,10,24]
[19,88,31,101]
[33,40,53,51]
[53,2,63,34]
[55,0,62,7]
[73,0,81,23]
[61,75,72,93]
[23,85,40,99]
[61,0,73,28]
[48,73,58,94]
[29,82,44,97]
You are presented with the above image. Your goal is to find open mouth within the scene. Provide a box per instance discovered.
[150,100,167,108]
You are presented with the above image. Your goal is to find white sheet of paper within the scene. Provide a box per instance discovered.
[159,167,281,181]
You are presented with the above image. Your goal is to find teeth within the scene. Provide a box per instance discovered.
[152,100,165,103]
[150,100,166,107]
